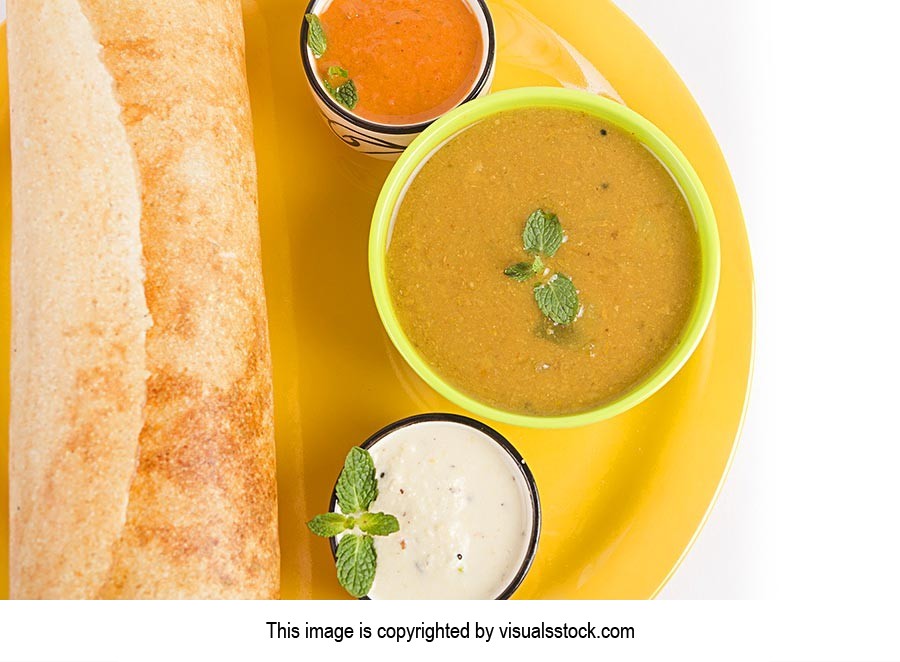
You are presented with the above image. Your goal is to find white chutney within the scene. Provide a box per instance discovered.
[366,420,535,599]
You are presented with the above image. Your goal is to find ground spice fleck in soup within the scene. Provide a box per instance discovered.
[386,108,701,416]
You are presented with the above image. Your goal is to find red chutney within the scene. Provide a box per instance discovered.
[318,0,484,125]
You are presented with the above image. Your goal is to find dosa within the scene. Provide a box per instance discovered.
[7,0,280,599]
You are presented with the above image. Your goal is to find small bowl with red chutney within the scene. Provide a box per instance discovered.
[300,0,496,159]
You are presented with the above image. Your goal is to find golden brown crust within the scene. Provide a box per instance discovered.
[7,0,149,600]
[9,0,279,598]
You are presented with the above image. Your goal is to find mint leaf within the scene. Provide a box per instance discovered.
[321,66,357,110]
[504,256,544,281]
[523,209,564,257]
[534,274,580,325]
[307,513,355,537]
[336,534,377,598]
[357,512,400,536]
[336,447,377,513]
[504,262,535,281]
[305,14,327,58]
[333,79,358,110]
[309,447,402,597]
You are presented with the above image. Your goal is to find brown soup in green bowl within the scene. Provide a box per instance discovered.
[369,88,720,428]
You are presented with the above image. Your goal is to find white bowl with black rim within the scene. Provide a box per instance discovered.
[328,413,541,599]
[299,0,497,160]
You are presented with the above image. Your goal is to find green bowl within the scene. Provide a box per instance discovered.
[369,87,720,429]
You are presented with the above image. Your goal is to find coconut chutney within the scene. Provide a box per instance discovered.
[365,419,536,599]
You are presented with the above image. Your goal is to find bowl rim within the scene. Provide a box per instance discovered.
[369,87,722,429]
[299,0,496,134]
[327,413,542,600]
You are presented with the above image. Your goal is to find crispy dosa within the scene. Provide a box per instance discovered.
[8,0,280,599]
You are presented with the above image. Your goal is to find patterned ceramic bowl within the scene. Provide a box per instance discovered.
[299,0,497,160]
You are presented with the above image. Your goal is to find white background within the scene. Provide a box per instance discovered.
[2,0,900,658]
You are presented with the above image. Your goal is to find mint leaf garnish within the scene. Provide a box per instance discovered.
[357,512,400,536]
[305,14,327,58]
[328,65,349,79]
[307,447,400,598]
[336,446,377,513]
[504,255,544,281]
[307,513,355,537]
[504,262,535,281]
[523,209,564,257]
[507,209,583,325]
[336,534,377,598]
[534,274,580,325]
[320,63,358,111]
[333,79,358,111]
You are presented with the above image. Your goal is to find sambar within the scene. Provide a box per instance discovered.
[386,107,701,416]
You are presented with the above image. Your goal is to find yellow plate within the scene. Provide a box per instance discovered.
[0,0,753,599]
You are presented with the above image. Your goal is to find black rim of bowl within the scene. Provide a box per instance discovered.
[300,0,496,135]
[327,413,542,600]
